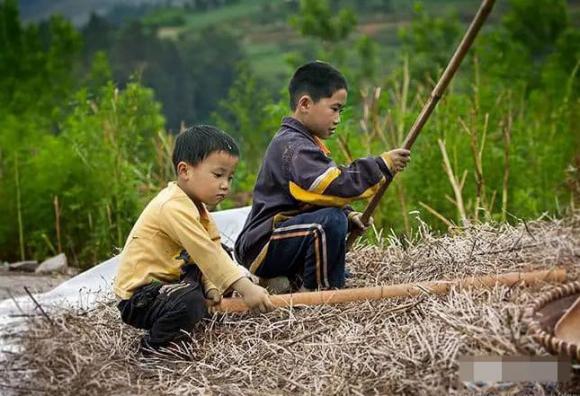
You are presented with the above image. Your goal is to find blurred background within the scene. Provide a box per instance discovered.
[1,0,578,269]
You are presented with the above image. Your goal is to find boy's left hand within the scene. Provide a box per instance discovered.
[206,288,222,306]
[349,211,373,231]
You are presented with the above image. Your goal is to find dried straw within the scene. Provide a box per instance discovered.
[1,215,579,395]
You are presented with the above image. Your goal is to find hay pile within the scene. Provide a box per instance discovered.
[2,216,579,395]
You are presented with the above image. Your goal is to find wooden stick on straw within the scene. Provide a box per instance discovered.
[346,0,496,249]
[213,268,566,314]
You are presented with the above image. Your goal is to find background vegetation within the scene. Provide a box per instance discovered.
[1,0,578,267]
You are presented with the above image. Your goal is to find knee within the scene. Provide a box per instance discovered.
[175,287,208,328]
[318,207,348,236]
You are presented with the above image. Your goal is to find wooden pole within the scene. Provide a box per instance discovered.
[346,0,496,249]
[213,268,566,314]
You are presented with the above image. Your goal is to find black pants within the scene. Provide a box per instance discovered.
[256,207,348,290]
[117,265,208,348]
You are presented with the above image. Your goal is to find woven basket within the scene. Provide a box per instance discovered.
[523,281,580,360]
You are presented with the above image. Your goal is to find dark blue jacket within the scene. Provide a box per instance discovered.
[234,117,393,272]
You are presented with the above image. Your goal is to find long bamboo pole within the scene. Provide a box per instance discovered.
[213,268,566,314]
[346,0,496,249]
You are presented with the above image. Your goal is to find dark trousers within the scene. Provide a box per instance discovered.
[117,265,208,348]
[255,207,348,290]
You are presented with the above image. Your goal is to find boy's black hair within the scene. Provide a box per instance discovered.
[288,61,348,110]
[172,125,239,172]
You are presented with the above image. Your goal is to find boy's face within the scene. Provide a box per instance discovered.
[296,88,347,140]
[177,150,238,206]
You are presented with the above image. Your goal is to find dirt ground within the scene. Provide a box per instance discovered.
[0,269,71,300]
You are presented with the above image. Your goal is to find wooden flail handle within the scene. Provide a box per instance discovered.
[212,268,566,313]
[346,0,496,249]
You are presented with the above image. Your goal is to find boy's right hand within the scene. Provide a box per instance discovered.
[232,277,275,313]
[384,148,411,174]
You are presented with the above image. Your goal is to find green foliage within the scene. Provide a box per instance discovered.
[398,3,461,82]
[212,63,276,169]
[322,0,579,236]
[81,15,245,129]
[290,0,357,44]
[289,0,357,65]
[0,0,578,266]
[540,28,580,97]
[178,0,267,31]
[86,51,113,91]
[0,0,81,117]
[177,26,245,125]
[50,81,166,265]
[0,3,170,265]
[212,64,287,208]
[0,77,168,266]
[502,0,568,57]
[355,36,379,82]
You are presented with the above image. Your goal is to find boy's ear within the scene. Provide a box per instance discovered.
[297,95,313,112]
[176,161,189,178]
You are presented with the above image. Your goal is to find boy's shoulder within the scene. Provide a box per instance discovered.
[147,182,200,219]
[271,117,319,148]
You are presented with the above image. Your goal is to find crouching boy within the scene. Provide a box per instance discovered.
[114,125,274,349]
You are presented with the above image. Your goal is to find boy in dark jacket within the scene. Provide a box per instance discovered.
[235,61,410,292]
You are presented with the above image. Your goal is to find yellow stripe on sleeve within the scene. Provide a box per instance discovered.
[309,167,342,194]
[289,178,385,207]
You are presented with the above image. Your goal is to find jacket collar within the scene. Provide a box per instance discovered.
[281,116,331,155]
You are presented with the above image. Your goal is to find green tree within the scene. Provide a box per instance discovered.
[2,79,168,266]
[0,1,170,265]
[354,35,379,86]
[289,0,357,65]
[0,0,82,260]
[398,3,461,83]
[503,0,568,58]
[0,0,81,117]
[211,63,286,206]
[478,0,577,94]
[178,25,245,126]
[212,63,275,168]
[52,81,166,264]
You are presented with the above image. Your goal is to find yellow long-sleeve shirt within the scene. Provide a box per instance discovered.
[114,182,246,300]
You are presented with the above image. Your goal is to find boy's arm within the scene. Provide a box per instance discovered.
[203,276,222,305]
[160,199,246,295]
[288,144,394,207]
[202,275,219,294]
[202,242,234,295]
[161,198,274,313]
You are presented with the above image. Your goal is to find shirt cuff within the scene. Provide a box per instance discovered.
[218,268,249,295]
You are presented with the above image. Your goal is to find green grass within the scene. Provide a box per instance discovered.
[143,8,186,27]
[183,0,271,31]
[145,0,270,33]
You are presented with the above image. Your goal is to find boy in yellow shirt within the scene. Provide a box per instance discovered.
[114,125,274,350]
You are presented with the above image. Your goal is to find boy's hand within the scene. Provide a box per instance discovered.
[232,277,275,313]
[206,288,222,306]
[384,148,411,174]
[349,211,373,231]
